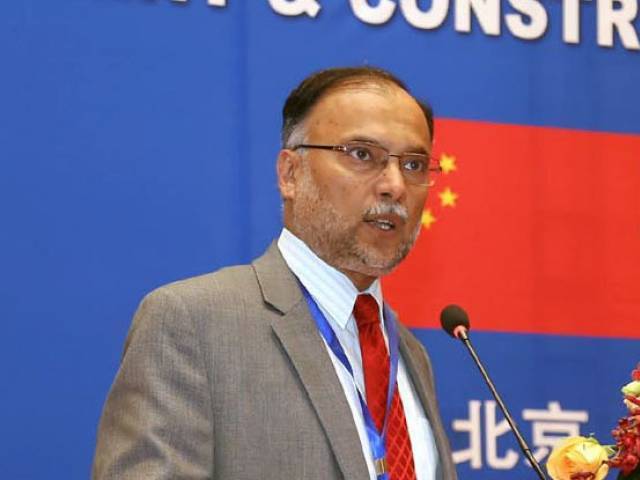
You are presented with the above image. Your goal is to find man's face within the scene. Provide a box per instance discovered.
[282,83,432,287]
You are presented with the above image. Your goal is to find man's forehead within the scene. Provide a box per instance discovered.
[305,82,431,144]
[308,84,424,126]
[316,80,413,106]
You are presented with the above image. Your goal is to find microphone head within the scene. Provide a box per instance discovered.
[440,304,470,338]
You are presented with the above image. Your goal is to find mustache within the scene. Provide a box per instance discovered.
[363,201,408,220]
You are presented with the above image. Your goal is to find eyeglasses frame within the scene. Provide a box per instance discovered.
[290,141,441,187]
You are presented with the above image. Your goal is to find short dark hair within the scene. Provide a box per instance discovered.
[281,66,434,147]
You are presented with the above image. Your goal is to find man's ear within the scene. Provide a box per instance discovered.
[277,149,300,201]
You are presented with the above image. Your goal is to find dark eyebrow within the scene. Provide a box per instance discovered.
[344,135,383,146]
[403,147,429,156]
[344,136,429,156]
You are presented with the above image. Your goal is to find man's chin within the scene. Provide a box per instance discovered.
[341,251,405,279]
[355,235,415,270]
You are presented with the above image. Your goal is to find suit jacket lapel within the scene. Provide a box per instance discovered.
[396,318,456,480]
[252,243,370,480]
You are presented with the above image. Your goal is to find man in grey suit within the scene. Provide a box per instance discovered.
[93,66,458,480]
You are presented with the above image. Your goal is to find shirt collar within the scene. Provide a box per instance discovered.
[277,228,383,330]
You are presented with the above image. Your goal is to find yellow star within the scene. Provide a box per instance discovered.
[439,154,457,174]
[439,187,458,207]
[421,209,436,229]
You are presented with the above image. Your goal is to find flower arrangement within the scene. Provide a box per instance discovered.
[546,364,640,480]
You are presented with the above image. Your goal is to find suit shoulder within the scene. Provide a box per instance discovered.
[149,263,257,302]
[133,263,263,329]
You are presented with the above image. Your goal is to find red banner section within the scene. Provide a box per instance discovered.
[384,119,640,338]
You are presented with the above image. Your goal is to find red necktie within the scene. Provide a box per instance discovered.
[353,294,417,480]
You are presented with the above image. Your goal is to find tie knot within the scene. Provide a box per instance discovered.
[353,294,380,329]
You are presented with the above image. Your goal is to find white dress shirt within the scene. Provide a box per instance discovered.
[278,228,438,480]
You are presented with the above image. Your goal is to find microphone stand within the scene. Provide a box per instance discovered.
[456,328,548,480]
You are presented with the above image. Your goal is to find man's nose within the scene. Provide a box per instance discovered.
[374,157,407,201]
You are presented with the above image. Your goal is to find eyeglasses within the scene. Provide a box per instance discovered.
[291,141,441,187]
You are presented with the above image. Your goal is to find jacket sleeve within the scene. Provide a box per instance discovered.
[92,287,214,479]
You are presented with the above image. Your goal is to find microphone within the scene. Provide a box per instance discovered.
[440,305,548,480]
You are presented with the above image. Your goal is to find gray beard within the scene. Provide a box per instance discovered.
[290,162,421,279]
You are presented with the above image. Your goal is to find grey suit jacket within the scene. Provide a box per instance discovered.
[93,243,458,480]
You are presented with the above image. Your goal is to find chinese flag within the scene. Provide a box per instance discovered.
[384,119,640,339]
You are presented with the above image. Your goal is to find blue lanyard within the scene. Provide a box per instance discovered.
[301,286,400,480]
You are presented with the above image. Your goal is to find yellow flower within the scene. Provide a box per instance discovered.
[622,380,640,397]
[622,381,640,411]
[547,436,610,480]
